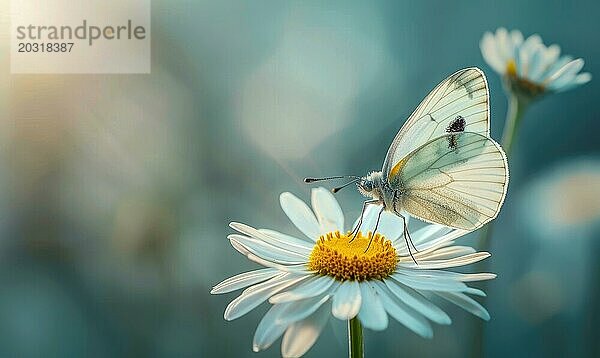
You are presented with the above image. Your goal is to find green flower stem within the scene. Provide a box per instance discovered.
[472,91,529,358]
[348,317,364,358]
[501,92,529,156]
[479,92,528,251]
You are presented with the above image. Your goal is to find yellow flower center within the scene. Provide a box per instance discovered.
[506,59,518,77]
[506,59,545,97]
[307,231,398,281]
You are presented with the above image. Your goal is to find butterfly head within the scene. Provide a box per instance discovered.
[357,171,383,200]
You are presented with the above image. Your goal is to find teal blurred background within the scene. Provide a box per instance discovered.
[1,1,599,357]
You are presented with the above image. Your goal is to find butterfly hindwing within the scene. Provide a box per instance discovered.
[389,132,508,230]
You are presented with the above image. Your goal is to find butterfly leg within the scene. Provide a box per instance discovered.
[364,205,384,253]
[350,200,379,242]
[394,209,418,264]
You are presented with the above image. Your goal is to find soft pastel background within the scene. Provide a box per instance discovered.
[1,1,599,357]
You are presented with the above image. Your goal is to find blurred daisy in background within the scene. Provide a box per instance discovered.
[480,27,591,99]
[211,188,495,357]
[479,27,592,156]
[518,158,600,240]
[510,159,600,330]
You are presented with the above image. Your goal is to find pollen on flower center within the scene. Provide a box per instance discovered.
[307,231,398,281]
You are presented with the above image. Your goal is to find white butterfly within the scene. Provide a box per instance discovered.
[306,68,509,257]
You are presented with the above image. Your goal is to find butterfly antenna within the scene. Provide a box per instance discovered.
[304,175,360,183]
[332,178,360,193]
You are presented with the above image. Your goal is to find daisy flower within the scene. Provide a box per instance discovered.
[211,188,496,357]
[480,27,591,98]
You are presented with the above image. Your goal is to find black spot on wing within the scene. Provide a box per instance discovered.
[445,116,466,150]
[447,135,458,150]
[446,116,466,133]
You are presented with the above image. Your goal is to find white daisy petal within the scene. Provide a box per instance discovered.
[246,253,311,273]
[231,222,312,255]
[539,55,572,82]
[423,229,469,246]
[495,28,512,63]
[524,43,543,79]
[546,58,585,89]
[270,276,337,304]
[353,204,378,235]
[374,210,407,241]
[464,287,486,297]
[415,246,476,260]
[392,273,467,292]
[396,228,468,254]
[385,279,451,325]
[539,44,562,78]
[254,297,330,353]
[281,301,331,358]
[280,192,321,240]
[332,280,362,320]
[253,304,290,352]
[395,268,496,282]
[211,268,280,294]
[357,204,407,241]
[229,237,253,257]
[521,34,542,57]
[527,45,547,81]
[554,72,592,92]
[480,32,505,74]
[229,234,308,264]
[453,272,497,282]
[311,187,344,233]
[516,34,542,76]
[358,282,388,331]
[550,58,585,80]
[259,229,314,253]
[509,29,523,47]
[400,252,491,269]
[373,281,433,338]
[224,274,308,321]
[436,292,490,321]
[514,43,525,76]
[409,224,450,245]
[276,294,331,326]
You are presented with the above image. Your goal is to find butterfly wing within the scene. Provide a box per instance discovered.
[382,68,490,180]
[390,132,508,230]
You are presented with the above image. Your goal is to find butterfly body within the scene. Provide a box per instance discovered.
[357,171,401,213]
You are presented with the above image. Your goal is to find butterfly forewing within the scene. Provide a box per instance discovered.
[382,68,490,180]
[391,132,508,230]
